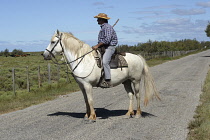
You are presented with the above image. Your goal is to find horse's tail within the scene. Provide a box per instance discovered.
[139,55,161,106]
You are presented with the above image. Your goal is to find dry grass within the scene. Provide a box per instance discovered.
[187,70,210,140]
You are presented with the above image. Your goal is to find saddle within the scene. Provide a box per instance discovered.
[94,47,128,69]
[93,47,128,88]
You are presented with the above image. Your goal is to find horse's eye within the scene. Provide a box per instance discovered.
[51,41,55,44]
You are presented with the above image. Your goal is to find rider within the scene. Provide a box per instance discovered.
[92,13,118,88]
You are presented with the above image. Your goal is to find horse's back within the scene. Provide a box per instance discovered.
[124,53,144,67]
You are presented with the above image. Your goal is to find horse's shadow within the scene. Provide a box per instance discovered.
[201,56,210,57]
[47,108,156,119]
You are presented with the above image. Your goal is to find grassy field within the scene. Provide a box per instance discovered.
[0,52,79,114]
[187,69,210,140]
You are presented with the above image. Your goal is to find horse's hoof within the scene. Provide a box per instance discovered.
[84,119,96,124]
[135,114,142,119]
[89,119,96,123]
[83,117,89,121]
[82,118,96,124]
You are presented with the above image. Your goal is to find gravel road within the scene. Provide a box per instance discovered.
[1,50,210,140]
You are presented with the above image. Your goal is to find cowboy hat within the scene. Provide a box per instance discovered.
[94,13,110,19]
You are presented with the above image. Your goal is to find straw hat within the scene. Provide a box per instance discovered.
[94,13,110,19]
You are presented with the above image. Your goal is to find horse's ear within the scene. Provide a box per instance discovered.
[56,29,60,35]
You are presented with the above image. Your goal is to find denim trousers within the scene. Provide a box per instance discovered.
[102,46,116,80]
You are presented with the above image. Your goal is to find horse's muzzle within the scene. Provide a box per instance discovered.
[42,53,52,60]
[44,56,52,60]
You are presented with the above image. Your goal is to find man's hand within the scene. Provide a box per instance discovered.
[92,42,104,50]
[92,45,99,50]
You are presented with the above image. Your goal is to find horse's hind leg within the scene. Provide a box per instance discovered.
[133,81,142,118]
[123,80,135,118]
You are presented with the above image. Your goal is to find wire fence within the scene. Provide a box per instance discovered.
[0,49,198,95]
[0,63,73,95]
[140,50,197,60]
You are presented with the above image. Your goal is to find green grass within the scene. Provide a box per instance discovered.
[0,81,79,114]
[0,53,80,114]
[187,70,210,140]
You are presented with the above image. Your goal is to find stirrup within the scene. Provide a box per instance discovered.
[99,81,113,88]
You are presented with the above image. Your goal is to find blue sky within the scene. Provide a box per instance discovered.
[0,0,210,52]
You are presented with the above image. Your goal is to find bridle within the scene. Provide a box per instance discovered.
[45,33,65,64]
[45,33,95,78]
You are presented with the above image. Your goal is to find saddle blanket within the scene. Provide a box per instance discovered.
[95,54,128,69]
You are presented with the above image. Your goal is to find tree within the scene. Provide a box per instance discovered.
[11,49,24,55]
[205,22,210,37]
[4,49,10,56]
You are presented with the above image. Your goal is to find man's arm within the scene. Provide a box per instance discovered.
[92,42,104,50]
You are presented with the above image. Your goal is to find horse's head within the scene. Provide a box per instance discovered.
[43,30,64,60]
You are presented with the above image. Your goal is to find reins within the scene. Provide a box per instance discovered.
[62,51,96,79]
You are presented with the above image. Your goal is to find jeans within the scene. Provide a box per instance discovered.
[102,46,116,80]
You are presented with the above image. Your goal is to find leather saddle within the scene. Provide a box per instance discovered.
[94,47,128,69]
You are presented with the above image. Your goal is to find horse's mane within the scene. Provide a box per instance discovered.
[58,32,92,60]
[63,32,84,44]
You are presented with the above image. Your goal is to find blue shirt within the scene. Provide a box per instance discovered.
[98,23,118,46]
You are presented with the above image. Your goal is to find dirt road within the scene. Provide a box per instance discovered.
[1,50,210,140]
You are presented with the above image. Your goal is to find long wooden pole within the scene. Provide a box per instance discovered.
[112,19,119,28]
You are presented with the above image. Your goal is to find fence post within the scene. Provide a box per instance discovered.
[66,65,69,82]
[57,64,60,81]
[48,63,51,84]
[12,68,16,96]
[26,66,30,92]
[66,65,71,83]
[38,66,41,88]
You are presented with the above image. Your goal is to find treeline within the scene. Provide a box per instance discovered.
[1,39,210,56]
[117,39,210,53]
[0,49,24,56]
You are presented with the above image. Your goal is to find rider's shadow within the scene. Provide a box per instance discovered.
[95,108,156,119]
[47,108,156,119]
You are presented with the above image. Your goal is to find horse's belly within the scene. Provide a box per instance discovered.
[111,68,129,85]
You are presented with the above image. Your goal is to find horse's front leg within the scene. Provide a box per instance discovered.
[79,84,90,120]
[82,83,96,121]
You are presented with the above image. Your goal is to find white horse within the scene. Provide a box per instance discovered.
[43,30,160,122]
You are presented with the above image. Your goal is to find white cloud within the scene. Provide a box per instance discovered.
[156,18,190,25]
[92,2,113,9]
[143,4,184,9]
[171,8,206,15]
[92,2,104,6]
[0,40,49,52]
[133,10,165,16]
[121,19,209,42]
[196,2,210,8]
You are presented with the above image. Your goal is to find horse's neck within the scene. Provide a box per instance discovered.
[63,42,94,74]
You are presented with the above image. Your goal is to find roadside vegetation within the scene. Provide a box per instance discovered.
[0,52,79,114]
[187,69,210,140]
[0,39,210,115]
